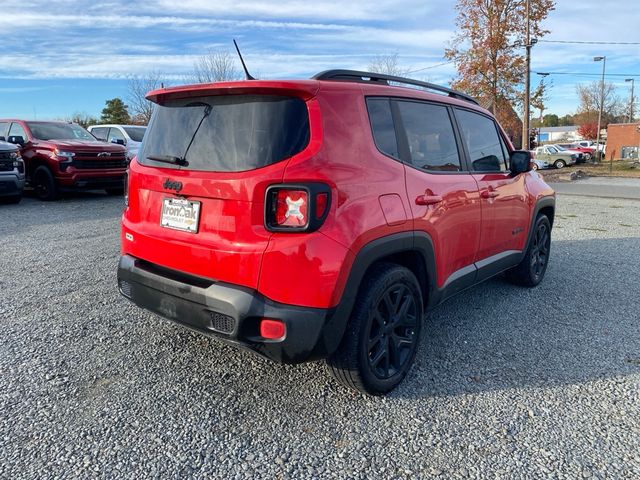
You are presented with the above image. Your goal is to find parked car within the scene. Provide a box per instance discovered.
[556,143,592,162]
[533,145,578,169]
[88,124,146,161]
[552,144,585,163]
[117,70,555,395]
[0,140,25,203]
[0,120,128,200]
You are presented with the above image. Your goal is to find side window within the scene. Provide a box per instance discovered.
[107,128,126,143]
[8,122,27,141]
[91,127,108,140]
[397,101,461,172]
[366,98,399,159]
[547,146,558,154]
[456,109,508,172]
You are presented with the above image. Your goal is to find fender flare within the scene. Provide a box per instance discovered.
[317,231,437,358]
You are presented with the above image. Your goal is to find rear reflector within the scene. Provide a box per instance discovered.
[260,319,286,339]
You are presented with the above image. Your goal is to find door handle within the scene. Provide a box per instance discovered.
[481,190,499,199]
[415,194,443,206]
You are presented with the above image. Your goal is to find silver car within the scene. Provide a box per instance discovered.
[88,124,146,161]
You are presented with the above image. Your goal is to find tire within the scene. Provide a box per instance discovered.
[326,262,423,395]
[584,153,592,161]
[506,215,551,287]
[531,163,539,171]
[554,159,566,169]
[33,166,59,201]
[105,187,125,196]
[1,194,22,204]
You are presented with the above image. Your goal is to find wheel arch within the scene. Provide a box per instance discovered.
[322,232,437,357]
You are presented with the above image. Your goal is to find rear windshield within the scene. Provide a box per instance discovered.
[138,95,310,172]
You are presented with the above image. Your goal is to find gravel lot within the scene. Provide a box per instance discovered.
[1,192,639,479]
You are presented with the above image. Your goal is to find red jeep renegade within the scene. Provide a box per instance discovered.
[118,70,555,394]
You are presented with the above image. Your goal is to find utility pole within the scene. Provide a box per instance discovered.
[625,78,635,123]
[522,0,531,151]
[594,56,606,163]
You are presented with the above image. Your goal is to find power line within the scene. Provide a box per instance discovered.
[405,60,455,74]
[535,71,640,77]
[538,39,640,45]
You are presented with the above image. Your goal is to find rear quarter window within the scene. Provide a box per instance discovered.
[139,95,310,172]
[366,98,399,159]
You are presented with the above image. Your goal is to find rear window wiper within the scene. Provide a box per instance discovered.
[146,154,189,167]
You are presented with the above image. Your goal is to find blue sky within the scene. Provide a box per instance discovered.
[0,0,638,120]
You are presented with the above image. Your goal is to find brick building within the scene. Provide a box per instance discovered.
[606,123,640,160]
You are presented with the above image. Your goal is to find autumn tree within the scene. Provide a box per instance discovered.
[101,98,130,124]
[127,72,168,125]
[446,0,555,145]
[192,50,241,83]
[368,53,408,76]
[530,77,552,125]
[577,122,598,140]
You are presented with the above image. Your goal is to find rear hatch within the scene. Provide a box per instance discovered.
[123,83,319,289]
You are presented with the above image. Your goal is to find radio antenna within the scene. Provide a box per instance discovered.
[233,39,256,80]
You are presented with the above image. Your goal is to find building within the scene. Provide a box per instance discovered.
[536,126,582,143]
[605,123,640,160]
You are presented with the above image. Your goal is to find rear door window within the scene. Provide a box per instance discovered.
[139,95,310,172]
[397,101,462,172]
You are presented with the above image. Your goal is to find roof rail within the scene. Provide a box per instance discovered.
[312,69,478,105]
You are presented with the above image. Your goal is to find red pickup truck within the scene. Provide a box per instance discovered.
[0,120,128,200]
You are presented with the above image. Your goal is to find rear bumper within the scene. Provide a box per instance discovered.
[0,173,25,196]
[117,254,340,363]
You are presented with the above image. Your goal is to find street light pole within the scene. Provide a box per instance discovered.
[594,56,606,163]
[625,78,635,123]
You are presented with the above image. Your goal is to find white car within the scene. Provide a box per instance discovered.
[532,145,578,169]
[88,124,146,161]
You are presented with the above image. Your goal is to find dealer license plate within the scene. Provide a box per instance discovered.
[160,198,201,233]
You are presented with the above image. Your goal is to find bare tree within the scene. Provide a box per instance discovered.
[127,72,167,125]
[575,81,623,125]
[193,50,241,83]
[368,53,408,76]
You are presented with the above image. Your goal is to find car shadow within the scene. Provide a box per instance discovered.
[394,236,640,399]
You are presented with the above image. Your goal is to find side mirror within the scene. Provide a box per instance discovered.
[111,138,126,146]
[510,150,532,175]
[7,135,25,147]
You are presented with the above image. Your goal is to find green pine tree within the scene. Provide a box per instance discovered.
[101,98,131,124]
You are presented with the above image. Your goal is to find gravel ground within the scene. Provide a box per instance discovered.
[1,192,639,479]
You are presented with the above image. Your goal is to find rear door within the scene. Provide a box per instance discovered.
[389,98,482,292]
[123,93,314,289]
[454,108,529,266]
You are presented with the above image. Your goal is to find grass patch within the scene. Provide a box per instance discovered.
[576,161,640,178]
